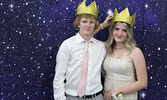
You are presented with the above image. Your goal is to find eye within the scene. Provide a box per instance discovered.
[123,29,127,32]
[115,28,119,30]
[82,20,87,23]
[90,21,95,24]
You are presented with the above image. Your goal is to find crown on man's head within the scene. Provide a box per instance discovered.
[76,0,98,18]
[111,8,136,28]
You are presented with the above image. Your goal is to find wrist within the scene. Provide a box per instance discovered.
[111,88,124,99]
[100,23,104,29]
[117,87,123,94]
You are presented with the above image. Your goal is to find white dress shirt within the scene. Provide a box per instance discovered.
[53,33,106,100]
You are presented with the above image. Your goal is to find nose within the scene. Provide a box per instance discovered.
[118,30,122,35]
[86,22,91,27]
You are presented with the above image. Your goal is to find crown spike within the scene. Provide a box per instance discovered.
[111,8,136,28]
[131,13,136,27]
[114,8,118,16]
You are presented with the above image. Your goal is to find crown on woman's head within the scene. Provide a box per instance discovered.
[111,8,136,28]
[76,0,98,18]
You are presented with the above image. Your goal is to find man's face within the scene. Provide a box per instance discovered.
[78,17,96,36]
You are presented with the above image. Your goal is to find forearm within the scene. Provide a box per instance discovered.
[92,24,103,35]
[104,80,147,100]
[118,80,147,95]
[53,74,66,100]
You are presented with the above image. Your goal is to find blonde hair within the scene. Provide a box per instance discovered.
[73,14,99,30]
[106,22,136,55]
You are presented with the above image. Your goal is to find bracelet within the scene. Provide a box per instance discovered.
[100,23,104,29]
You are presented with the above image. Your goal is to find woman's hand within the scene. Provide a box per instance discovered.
[101,14,113,28]
[104,89,114,100]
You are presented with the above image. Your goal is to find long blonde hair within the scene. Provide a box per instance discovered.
[106,22,136,55]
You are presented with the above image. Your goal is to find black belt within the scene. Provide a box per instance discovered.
[78,91,101,99]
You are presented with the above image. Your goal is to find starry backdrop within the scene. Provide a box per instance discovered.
[0,0,167,100]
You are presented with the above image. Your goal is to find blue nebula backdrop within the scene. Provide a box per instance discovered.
[0,0,167,100]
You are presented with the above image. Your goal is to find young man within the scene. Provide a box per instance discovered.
[53,0,112,99]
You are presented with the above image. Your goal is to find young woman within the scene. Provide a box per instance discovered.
[100,8,148,100]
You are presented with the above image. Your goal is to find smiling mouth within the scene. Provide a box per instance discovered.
[117,36,122,39]
[86,29,91,31]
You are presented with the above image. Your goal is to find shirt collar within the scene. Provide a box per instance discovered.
[76,32,96,43]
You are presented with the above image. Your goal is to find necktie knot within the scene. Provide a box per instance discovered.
[85,41,90,47]
[85,40,90,44]
[85,41,89,47]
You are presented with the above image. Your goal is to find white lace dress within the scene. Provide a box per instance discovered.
[103,56,138,100]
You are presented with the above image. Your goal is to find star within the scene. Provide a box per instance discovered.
[107,9,113,15]
[141,92,146,98]
[145,4,148,8]
[9,4,14,8]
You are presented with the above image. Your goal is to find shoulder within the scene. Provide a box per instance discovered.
[62,35,76,45]
[131,47,143,54]
[94,39,106,46]
[59,35,76,49]
[95,40,106,49]
[65,35,76,42]
[130,47,145,61]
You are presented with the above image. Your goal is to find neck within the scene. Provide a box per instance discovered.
[79,32,92,41]
[114,43,125,49]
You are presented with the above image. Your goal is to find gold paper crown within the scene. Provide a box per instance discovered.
[111,8,136,28]
[76,0,98,18]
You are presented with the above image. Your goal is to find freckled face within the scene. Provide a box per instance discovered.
[78,17,96,36]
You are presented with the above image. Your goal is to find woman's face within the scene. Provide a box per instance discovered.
[113,22,128,44]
